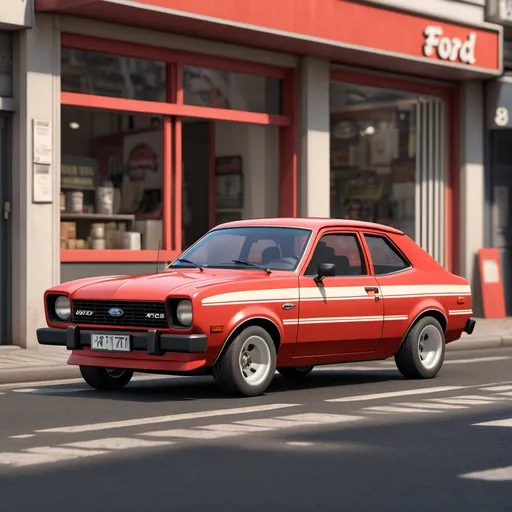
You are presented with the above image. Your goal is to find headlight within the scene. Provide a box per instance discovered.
[176,300,192,327]
[55,296,71,321]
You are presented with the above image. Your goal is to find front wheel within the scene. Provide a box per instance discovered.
[213,326,277,397]
[79,366,134,391]
[394,316,445,379]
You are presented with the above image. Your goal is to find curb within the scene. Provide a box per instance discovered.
[0,365,80,385]
[446,335,512,351]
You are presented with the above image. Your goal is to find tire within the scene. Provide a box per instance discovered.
[277,366,314,380]
[213,325,277,397]
[394,316,445,379]
[79,366,134,391]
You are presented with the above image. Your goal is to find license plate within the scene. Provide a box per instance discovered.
[90,334,131,353]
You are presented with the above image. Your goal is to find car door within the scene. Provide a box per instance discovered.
[295,230,384,357]
[361,232,414,342]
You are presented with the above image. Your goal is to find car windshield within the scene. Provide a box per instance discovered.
[169,226,312,271]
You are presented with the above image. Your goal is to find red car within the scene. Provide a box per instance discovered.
[37,218,475,397]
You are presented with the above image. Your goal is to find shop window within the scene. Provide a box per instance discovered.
[0,32,12,97]
[364,234,411,275]
[183,66,281,114]
[181,119,279,249]
[61,48,166,102]
[60,106,163,251]
[329,82,418,239]
[305,233,367,276]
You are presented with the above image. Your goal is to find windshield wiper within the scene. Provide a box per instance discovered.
[176,258,204,272]
[231,259,271,275]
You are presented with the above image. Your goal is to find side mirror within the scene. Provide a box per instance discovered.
[315,262,336,283]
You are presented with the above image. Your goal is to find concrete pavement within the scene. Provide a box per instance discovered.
[0,348,512,510]
[1,316,511,384]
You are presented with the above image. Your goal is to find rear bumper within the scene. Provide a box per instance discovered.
[464,317,476,335]
[36,326,208,355]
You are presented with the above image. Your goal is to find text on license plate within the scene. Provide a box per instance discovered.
[91,334,131,353]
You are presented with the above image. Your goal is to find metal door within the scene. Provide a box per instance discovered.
[0,115,11,344]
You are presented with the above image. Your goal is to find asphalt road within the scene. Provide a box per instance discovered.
[1,347,512,512]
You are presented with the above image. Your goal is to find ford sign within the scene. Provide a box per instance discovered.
[108,307,124,317]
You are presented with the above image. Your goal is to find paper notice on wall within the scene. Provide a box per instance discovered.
[32,119,52,165]
[33,163,53,203]
[482,258,500,284]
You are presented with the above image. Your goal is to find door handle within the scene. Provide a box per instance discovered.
[365,286,380,302]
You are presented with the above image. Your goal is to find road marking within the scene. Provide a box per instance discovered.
[314,366,395,372]
[473,418,512,428]
[0,451,97,467]
[140,429,243,439]
[444,356,511,364]
[427,397,498,405]
[36,403,301,434]
[234,418,313,428]
[63,438,173,450]
[276,413,364,424]
[199,424,273,433]
[394,401,468,410]
[480,385,512,392]
[25,446,106,458]
[326,386,463,403]
[363,406,443,414]
[287,442,314,447]
[460,466,512,481]
[9,434,36,439]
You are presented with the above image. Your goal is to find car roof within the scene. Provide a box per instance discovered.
[213,217,404,235]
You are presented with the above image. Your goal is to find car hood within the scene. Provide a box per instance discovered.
[62,269,270,301]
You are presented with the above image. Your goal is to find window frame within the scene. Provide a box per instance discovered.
[60,33,297,263]
[301,228,371,278]
[361,232,413,276]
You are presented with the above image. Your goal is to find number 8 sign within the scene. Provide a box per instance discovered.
[495,107,509,127]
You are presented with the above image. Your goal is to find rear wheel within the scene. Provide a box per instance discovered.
[79,366,134,391]
[213,325,277,397]
[394,316,445,379]
[277,366,314,380]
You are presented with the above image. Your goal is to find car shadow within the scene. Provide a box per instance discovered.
[35,367,404,403]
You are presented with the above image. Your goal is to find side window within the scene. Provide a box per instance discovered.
[305,233,367,276]
[364,234,411,275]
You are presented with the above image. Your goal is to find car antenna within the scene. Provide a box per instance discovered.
[156,240,161,273]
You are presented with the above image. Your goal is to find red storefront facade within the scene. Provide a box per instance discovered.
[8,0,502,347]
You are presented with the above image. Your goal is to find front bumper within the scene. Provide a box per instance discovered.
[37,326,208,355]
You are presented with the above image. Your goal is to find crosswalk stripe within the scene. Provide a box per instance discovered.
[234,418,311,428]
[25,446,106,458]
[427,397,501,405]
[275,413,365,424]
[139,429,243,439]
[62,438,174,450]
[0,451,87,467]
[199,424,272,433]
[325,386,463,403]
[451,394,512,401]
[36,403,301,434]
[472,418,512,427]
[460,466,512,481]
[394,402,468,410]
[362,406,442,414]
[480,385,512,392]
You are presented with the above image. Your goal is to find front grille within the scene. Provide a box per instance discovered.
[72,300,168,329]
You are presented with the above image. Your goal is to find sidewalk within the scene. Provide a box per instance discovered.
[1,317,511,385]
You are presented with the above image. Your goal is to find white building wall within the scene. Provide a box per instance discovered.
[0,0,32,29]
[362,0,486,25]
[299,56,330,217]
[459,80,485,315]
[12,14,60,350]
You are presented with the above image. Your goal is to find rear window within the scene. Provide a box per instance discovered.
[364,234,411,275]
